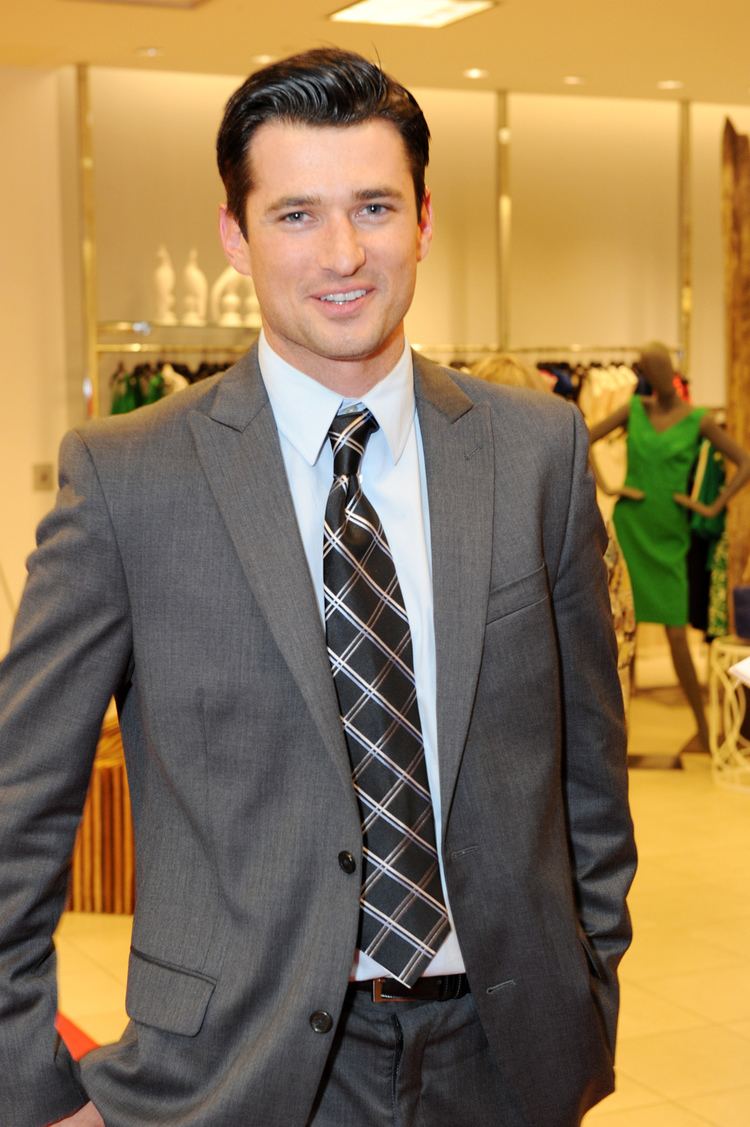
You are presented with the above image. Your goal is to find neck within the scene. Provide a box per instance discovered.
[262,327,406,398]
[655,387,677,407]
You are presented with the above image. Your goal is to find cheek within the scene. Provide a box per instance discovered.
[255,244,308,293]
[393,250,419,291]
[246,254,287,304]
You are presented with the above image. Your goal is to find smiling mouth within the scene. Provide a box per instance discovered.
[318,289,368,304]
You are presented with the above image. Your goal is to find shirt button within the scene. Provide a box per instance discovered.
[310,1010,334,1034]
[338,851,356,874]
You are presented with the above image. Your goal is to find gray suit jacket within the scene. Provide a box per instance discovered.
[0,349,635,1126]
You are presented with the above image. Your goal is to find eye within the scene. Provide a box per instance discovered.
[282,211,309,224]
[362,203,387,217]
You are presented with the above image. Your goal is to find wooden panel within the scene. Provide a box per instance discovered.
[67,715,134,914]
[722,120,750,606]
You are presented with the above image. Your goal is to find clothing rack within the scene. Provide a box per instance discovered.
[98,343,250,356]
[415,344,682,364]
[507,345,679,355]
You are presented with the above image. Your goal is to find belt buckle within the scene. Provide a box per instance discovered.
[372,977,412,1003]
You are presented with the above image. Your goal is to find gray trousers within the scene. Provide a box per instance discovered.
[308,987,528,1127]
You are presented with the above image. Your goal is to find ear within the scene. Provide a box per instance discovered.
[416,188,433,264]
[219,204,252,277]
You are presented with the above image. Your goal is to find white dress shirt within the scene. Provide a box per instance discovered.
[258,331,465,979]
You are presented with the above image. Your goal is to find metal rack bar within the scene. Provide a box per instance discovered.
[416,344,680,357]
[98,343,250,356]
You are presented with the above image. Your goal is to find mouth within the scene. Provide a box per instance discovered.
[317,288,368,305]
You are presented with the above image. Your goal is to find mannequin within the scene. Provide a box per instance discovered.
[590,341,750,752]
[182,248,208,326]
[209,265,259,326]
[153,245,177,325]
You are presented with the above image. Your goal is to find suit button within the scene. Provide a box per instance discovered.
[310,1010,333,1034]
[338,851,356,874]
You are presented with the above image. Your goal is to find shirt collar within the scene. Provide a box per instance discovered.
[258,330,415,467]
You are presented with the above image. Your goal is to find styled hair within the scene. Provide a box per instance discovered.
[216,48,430,235]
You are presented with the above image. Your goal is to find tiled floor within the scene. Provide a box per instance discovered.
[53,686,750,1125]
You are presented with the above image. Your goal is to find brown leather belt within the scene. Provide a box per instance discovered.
[350,973,470,1003]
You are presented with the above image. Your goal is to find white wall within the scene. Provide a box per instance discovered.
[90,68,238,325]
[406,88,498,354]
[0,67,70,651]
[508,94,680,356]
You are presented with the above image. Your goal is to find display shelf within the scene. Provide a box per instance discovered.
[97,320,258,354]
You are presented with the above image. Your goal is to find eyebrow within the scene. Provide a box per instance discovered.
[266,195,321,213]
[354,186,406,202]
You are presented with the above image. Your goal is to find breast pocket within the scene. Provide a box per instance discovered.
[486,563,549,624]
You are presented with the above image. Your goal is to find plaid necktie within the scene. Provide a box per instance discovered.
[323,408,451,987]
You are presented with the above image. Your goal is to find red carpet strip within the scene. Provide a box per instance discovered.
[56,1013,99,1060]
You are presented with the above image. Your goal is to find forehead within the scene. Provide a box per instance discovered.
[245,119,411,193]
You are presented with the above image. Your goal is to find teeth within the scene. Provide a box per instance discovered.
[320,290,366,304]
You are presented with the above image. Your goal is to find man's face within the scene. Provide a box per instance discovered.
[220,119,432,393]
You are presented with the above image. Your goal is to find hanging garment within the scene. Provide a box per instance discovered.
[708,529,729,638]
[603,520,636,709]
[110,368,142,414]
[613,396,706,625]
[578,364,637,426]
[142,369,165,406]
[688,441,727,636]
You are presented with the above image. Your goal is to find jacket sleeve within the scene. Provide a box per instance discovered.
[0,429,133,1126]
[547,404,637,1050]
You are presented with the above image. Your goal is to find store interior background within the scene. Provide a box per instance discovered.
[4,0,750,648]
[3,2,750,1124]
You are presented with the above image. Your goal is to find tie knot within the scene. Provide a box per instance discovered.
[328,409,379,479]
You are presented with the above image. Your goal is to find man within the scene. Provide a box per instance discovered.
[0,49,636,1126]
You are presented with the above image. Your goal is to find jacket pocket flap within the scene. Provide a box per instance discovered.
[126,947,216,1037]
[486,564,548,623]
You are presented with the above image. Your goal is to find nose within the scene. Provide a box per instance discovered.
[320,215,366,276]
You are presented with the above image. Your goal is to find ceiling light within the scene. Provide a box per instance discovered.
[463,68,488,80]
[251,55,276,65]
[135,46,164,58]
[657,79,684,90]
[563,75,585,86]
[330,0,496,30]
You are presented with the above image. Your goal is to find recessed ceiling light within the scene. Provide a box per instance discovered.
[563,75,585,86]
[135,46,164,58]
[463,68,488,80]
[330,0,496,29]
[657,79,684,90]
[251,54,276,65]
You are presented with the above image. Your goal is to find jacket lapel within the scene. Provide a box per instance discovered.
[414,354,495,833]
[188,348,351,789]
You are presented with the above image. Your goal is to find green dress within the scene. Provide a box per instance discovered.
[613,395,706,626]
